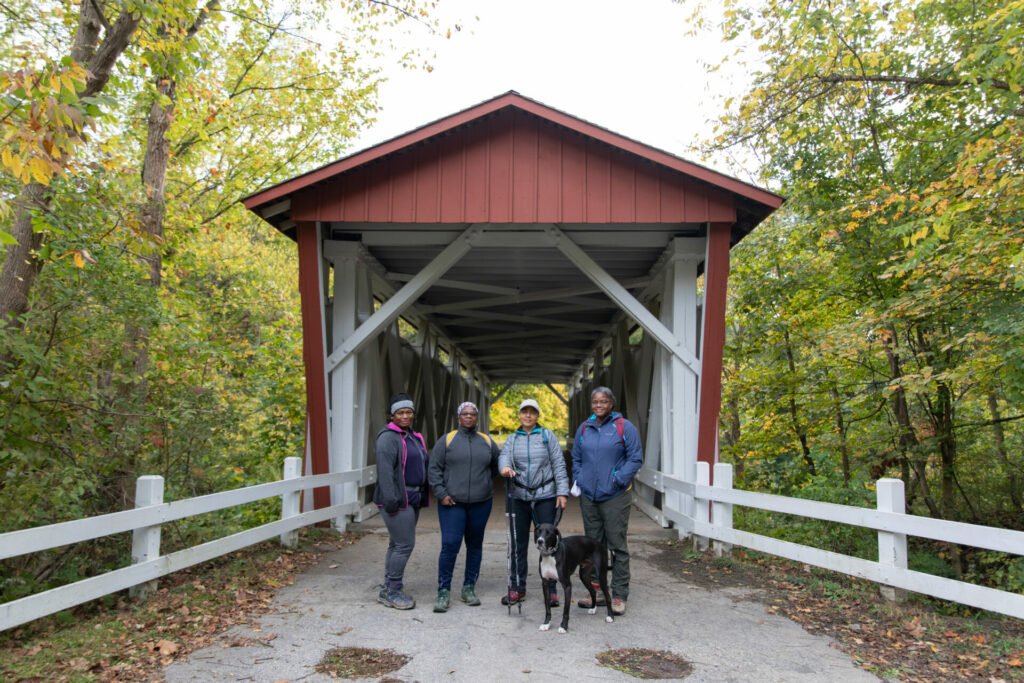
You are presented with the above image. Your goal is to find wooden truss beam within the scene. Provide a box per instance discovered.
[546,224,700,377]
[419,277,649,315]
[326,225,482,373]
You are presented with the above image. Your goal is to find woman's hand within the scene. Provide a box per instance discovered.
[440,495,456,506]
[500,467,516,478]
[555,496,567,509]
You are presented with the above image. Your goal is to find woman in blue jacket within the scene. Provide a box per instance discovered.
[570,386,643,616]
[498,398,568,606]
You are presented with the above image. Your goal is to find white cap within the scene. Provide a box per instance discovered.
[519,399,541,413]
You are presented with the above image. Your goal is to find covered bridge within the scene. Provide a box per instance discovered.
[242,91,782,528]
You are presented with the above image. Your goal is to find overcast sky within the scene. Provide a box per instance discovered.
[348,0,756,181]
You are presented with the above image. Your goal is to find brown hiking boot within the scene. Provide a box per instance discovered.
[573,589,602,610]
[611,598,626,615]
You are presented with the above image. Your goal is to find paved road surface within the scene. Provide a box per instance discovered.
[165,492,877,682]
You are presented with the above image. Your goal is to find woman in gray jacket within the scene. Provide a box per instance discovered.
[498,399,568,606]
[428,401,500,613]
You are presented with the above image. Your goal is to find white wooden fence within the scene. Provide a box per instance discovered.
[636,462,1024,621]
[4,457,1023,632]
[0,457,374,632]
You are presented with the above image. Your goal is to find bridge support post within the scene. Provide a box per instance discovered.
[660,239,703,532]
[280,457,302,548]
[877,478,908,602]
[324,241,376,531]
[129,475,164,599]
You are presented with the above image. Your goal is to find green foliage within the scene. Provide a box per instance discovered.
[0,0,450,597]
[706,0,1024,542]
[490,384,569,436]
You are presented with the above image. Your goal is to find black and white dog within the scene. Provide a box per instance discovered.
[534,522,614,633]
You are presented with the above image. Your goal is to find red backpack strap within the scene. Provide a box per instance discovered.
[615,417,625,446]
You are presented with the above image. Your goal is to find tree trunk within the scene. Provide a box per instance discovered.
[782,329,815,475]
[883,336,941,516]
[824,366,850,483]
[0,5,141,372]
[988,391,1022,515]
[107,4,217,506]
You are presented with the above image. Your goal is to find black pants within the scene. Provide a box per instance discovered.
[509,497,556,592]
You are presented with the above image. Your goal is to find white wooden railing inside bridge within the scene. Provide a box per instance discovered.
[1,458,1022,631]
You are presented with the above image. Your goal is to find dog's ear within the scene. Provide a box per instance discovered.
[553,505,563,529]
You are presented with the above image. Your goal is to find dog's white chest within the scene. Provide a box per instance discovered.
[539,555,559,580]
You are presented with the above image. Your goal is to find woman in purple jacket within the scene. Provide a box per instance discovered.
[372,392,429,610]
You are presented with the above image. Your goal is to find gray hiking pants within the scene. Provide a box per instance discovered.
[580,488,631,600]
[382,506,420,588]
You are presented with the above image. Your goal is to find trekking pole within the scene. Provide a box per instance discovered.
[504,477,514,615]
[508,477,522,615]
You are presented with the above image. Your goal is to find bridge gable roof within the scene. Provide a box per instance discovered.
[243,91,782,241]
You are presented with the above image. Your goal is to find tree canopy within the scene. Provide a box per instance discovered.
[0,0,450,594]
[701,0,1023,583]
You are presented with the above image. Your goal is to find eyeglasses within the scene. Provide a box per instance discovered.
[459,412,478,417]
[591,399,611,405]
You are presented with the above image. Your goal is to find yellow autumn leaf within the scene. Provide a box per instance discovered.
[73,251,85,268]
[29,158,52,185]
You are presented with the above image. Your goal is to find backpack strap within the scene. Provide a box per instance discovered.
[576,418,626,446]
[446,430,494,448]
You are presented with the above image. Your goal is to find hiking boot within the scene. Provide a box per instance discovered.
[460,584,481,606]
[378,586,415,610]
[500,589,524,606]
[549,590,560,607]
[611,598,627,615]
[577,584,605,608]
[433,588,450,613]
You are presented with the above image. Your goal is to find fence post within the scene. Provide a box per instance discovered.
[129,475,164,599]
[694,462,710,551]
[280,457,303,548]
[877,478,908,602]
[712,463,733,557]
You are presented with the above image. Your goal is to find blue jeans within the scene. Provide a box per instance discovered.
[436,498,493,590]
[510,497,557,592]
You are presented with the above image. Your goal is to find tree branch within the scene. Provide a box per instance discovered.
[818,73,1012,93]
[81,10,143,99]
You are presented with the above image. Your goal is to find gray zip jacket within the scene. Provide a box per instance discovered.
[498,426,569,502]
[428,426,500,504]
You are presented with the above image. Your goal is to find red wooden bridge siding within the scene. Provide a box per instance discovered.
[292,109,736,225]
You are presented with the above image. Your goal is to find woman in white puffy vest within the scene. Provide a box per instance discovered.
[498,398,568,606]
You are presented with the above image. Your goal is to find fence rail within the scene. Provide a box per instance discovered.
[4,457,1022,632]
[638,462,1024,621]
[0,459,375,632]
